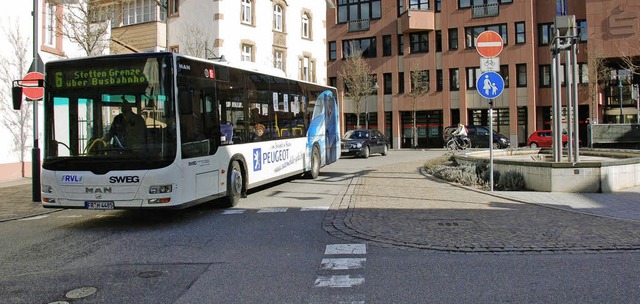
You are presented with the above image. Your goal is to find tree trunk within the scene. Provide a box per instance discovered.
[412,111,417,148]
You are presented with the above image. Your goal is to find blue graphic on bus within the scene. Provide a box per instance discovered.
[253,148,262,171]
[307,90,340,167]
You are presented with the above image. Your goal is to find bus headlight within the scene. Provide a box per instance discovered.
[149,185,173,194]
[42,185,53,194]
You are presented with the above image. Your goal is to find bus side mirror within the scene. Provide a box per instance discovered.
[12,86,23,110]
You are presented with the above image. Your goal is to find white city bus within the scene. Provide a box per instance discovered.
[38,52,340,209]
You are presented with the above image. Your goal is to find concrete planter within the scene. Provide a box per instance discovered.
[454,148,640,193]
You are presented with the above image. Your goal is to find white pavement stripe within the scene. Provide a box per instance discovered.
[477,41,502,47]
[18,215,49,221]
[325,244,367,255]
[221,209,246,215]
[306,293,366,304]
[257,207,288,213]
[320,258,366,270]
[301,206,330,211]
[314,275,365,288]
[58,215,83,218]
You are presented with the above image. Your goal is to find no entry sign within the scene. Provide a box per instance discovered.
[21,72,44,100]
[476,31,503,58]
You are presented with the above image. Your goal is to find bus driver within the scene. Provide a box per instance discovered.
[103,97,146,149]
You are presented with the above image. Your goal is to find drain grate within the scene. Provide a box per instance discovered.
[426,219,477,229]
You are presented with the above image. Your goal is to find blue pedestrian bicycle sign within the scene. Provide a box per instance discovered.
[476,71,504,99]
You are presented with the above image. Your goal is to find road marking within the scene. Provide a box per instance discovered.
[58,215,83,218]
[18,215,49,221]
[306,293,366,304]
[320,258,366,270]
[221,209,246,215]
[314,275,365,288]
[325,244,367,255]
[257,207,288,213]
[301,206,330,211]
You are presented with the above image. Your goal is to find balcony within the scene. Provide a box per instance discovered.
[472,3,499,18]
[348,19,370,32]
[400,9,435,33]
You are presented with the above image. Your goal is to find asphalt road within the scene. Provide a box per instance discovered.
[1,149,639,303]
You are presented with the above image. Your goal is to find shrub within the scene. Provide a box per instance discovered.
[495,170,526,191]
[424,155,454,172]
[425,157,526,191]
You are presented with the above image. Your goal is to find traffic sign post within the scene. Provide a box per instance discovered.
[480,57,500,72]
[21,72,44,100]
[476,71,504,99]
[475,30,504,192]
[476,30,503,58]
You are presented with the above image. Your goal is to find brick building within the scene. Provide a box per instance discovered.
[326,0,640,148]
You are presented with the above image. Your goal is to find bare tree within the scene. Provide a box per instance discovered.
[59,0,112,56]
[338,48,376,129]
[180,22,208,58]
[0,20,32,177]
[406,70,429,148]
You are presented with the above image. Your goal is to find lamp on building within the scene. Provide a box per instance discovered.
[366,82,379,129]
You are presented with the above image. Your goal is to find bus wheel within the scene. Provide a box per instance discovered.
[226,160,243,207]
[306,146,320,179]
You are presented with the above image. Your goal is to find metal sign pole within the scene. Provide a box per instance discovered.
[32,0,41,202]
[489,100,494,192]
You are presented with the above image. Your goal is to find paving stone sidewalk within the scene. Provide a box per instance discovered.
[323,160,640,253]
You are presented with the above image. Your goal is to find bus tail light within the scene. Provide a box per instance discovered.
[149,185,173,194]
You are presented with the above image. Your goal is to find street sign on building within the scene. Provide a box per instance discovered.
[476,71,504,99]
[476,31,503,58]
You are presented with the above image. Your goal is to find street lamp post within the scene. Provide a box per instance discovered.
[366,82,379,129]
[619,78,624,123]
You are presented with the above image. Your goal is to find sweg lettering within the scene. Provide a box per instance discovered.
[109,176,140,183]
[262,149,289,164]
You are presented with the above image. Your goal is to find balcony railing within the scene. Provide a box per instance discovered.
[348,19,370,32]
[472,3,499,18]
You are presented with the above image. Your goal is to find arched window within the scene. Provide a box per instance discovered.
[273,5,283,32]
[241,0,252,24]
[301,13,310,39]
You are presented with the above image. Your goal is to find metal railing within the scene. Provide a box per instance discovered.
[472,3,499,18]
[348,19,370,32]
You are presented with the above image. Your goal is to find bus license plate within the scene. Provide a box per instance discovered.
[85,201,114,210]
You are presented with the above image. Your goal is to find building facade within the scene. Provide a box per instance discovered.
[95,0,333,85]
[326,0,640,149]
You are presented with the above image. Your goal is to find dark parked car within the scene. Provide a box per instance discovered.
[341,129,389,158]
[443,125,510,149]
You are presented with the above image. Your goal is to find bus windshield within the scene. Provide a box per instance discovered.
[42,54,176,172]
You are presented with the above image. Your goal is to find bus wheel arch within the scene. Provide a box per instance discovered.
[225,155,247,207]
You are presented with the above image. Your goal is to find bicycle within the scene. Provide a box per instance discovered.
[446,136,471,152]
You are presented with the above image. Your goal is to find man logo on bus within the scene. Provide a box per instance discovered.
[253,148,262,171]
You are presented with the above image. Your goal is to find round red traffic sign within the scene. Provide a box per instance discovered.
[22,72,44,100]
[475,31,503,58]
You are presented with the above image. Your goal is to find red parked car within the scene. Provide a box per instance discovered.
[526,130,568,148]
